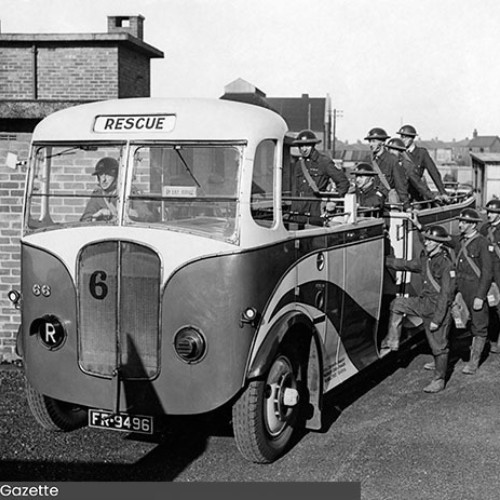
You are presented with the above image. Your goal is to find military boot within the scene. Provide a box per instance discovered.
[380,312,404,356]
[489,338,499,354]
[423,354,448,393]
[462,337,486,375]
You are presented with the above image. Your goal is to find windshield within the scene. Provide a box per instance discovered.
[124,145,241,242]
[26,144,125,232]
[25,143,241,243]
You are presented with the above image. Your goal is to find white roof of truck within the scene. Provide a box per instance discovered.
[32,97,288,144]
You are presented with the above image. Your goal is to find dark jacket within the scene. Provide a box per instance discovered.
[292,149,349,216]
[406,145,446,195]
[479,221,500,283]
[81,186,157,222]
[449,232,493,300]
[386,249,456,326]
[356,183,385,215]
[373,149,410,209]
[399,151,435,202]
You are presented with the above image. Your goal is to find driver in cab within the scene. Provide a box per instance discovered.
[81,157,157,222]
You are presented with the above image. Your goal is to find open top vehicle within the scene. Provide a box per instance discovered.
[9,98,474,463]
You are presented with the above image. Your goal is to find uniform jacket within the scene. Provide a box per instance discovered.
[81,186,157,222]
[479,221,500,282]
[406,145,446,195]
[399,152,435,202]
[292,149,349,216]
[356,183,385,215]
[373,149,410,209]
[386,249,456,326]
[449,232,493,300]
[81,186,117,221]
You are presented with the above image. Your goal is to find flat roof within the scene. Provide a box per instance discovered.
[470,152,500,163]
[0,33,164,58]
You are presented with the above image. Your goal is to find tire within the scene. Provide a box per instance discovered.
[26,380,87,432]
[232,346,305,463]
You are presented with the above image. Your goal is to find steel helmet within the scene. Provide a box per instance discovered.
[457,208,482,223]
[351,162,378,176]
[92,157,119,177]
[486,199,500,213]
[293,129,321,145]
[397,124,417,138]
[386,137,406,151]
[364,127,390,141]
[422,225,451,243]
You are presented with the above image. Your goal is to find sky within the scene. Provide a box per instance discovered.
[2,0,500,143]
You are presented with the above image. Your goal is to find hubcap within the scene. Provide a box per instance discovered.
[264,355,298,436]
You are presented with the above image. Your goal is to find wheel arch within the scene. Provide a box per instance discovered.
[246,311,324,431]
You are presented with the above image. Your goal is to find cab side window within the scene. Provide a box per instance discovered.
[251,140,275,228]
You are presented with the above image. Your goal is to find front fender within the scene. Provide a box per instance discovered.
[247,311,317,379]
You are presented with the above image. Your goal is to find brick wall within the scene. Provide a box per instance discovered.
[118,46,150,98]
[0,45,121,101]
[0,133,31,361]
[0,44,153,101]
[38,46,120,100]
[0,48,35,99]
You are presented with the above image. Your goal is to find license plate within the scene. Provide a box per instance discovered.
[88,409,153,435]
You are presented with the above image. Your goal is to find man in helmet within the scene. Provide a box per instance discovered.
[479,199,500,353]
[449,208,493,374]
[349,162,385,216]
[380,223,456,393]
[291,129,349,219]
[386,137,436,203]
[365,127,410,210]
[81,157,158,222]
[81,157,120,222]
[397,124,449,203]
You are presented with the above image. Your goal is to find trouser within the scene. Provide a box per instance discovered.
[383,296,450,355]
[489,273,500,346]
[458,280,489,339]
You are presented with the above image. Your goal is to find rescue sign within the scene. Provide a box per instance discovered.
[93,114,176,133]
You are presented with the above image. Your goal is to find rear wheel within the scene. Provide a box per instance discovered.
[232,346,305,463]
[26,380,87,432]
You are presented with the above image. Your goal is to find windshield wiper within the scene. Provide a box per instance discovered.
[174,147,206,194]
[39,146,98,161]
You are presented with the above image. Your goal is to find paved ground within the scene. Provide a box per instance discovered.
[1,337,499,499]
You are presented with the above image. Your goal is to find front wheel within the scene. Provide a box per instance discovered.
[232,349,305,463]
[26,380,87,432]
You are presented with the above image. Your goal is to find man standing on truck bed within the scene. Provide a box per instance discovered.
[349,162,386,217]
[396,124,450,203]
[291,129,349,219]
[365,127,410,210]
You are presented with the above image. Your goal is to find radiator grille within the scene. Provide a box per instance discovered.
[79,241,160,379]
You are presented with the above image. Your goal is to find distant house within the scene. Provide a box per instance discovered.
[417,140,453,164]
[219,78,277,112]
[266,93,331,148]
[468,134,500,154]
[453,130,500,166]
[220,79,331,149]
[333,141,371,166]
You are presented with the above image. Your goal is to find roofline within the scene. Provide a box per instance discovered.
[0,33,164,58]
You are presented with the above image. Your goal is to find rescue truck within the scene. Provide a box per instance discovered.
[8,98,474,463]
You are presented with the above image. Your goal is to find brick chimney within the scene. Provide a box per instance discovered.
[107,15,144,40]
